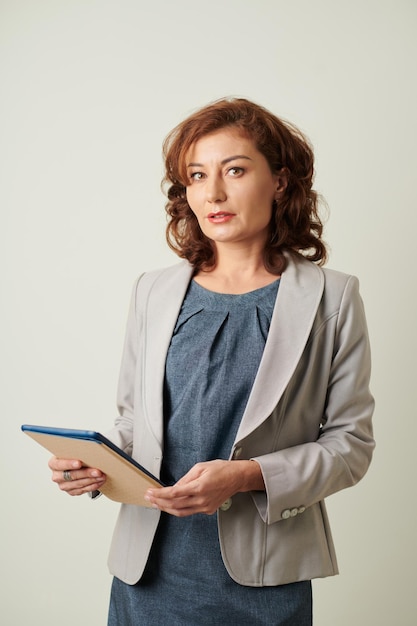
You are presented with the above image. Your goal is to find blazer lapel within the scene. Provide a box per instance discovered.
[141,256,324,448]
[235,255,325,443]
[143,261,194,447]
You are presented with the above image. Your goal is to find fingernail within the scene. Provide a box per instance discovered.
[71,461,81,468]
[91,470,100,477]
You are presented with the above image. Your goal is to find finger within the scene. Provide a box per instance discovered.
[146,479,202,501]
[48,457,83,471]
[153,496,218,517]
[146,486,218,514]
[64,468,105,481]
[59,476,107,496]
[174,462,209,486]
[61,479,105,494]
[51,467,105,486]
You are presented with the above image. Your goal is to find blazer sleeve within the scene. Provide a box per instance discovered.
[104,276,143,456]
[251,275,375,524]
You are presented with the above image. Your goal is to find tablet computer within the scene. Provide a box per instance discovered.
[21,424,163,506]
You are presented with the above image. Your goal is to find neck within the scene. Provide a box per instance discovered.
[194,243,279,294]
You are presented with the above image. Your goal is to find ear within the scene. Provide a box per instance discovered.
[274,167,289,199]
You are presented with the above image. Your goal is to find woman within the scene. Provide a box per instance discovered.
[49,97,375,625]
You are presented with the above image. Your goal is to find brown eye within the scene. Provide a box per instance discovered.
[228,167,244,177]
[189,172,204,181]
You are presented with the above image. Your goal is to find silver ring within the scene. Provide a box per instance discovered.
[63,470,72,481]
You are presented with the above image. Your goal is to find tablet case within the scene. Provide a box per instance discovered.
[21,424,163,506]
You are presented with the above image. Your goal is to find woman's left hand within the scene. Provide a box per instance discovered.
[144,459,264,517]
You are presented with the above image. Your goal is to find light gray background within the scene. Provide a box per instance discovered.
[1,1,416,624]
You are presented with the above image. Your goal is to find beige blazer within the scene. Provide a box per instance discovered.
[105,253,375,586]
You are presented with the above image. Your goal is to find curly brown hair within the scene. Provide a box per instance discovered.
[162,97,327,274]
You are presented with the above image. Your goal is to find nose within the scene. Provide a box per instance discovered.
[206,175,226,203]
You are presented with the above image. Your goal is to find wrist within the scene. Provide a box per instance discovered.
[235,460,265,493]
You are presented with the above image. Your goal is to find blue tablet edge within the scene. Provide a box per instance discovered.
[21,424,164,486]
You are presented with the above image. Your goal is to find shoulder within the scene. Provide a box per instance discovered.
[289,252,354,284]
[318,267,366,334]
[286,252,358,296]
[321,265,357,289]
[286,253,362,318]
[129,261,194,315]
[133,260,193,295]
[293,252,358,290]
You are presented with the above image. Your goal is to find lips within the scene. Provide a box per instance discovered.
[207,212,235,223]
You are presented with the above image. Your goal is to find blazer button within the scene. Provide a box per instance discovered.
[290,508,298,517]
[298,506,306,514]
[232,447,242,459]
[281,509,291,520]
[220,498,232,511]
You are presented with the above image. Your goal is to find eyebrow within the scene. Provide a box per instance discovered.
[186,155,253,168]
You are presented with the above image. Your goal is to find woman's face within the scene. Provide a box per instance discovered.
[185,128,284,251]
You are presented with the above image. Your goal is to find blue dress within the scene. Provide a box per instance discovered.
[108,279,312,625]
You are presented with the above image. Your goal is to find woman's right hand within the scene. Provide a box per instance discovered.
[48,456,106,496]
